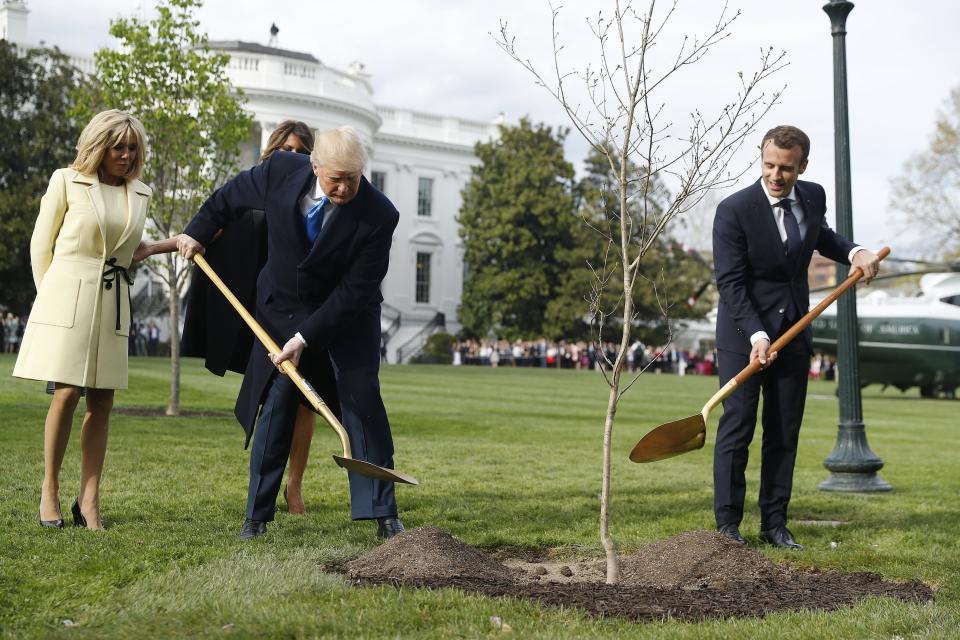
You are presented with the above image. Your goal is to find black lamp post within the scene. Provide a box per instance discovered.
[818,0,891,492]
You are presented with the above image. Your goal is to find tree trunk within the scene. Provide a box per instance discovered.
[600,384,620,584]
[600,269,633,584]
[165,259,181,416]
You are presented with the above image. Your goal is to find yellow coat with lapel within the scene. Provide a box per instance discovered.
[13,168,151,389]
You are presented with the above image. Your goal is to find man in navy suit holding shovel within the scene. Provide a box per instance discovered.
[711,125,879,550]
[177,126,405,541]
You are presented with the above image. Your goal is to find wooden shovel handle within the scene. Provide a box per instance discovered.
[732,246,890,386]
[192,253,352,458]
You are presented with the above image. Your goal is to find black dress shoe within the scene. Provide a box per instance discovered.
[760,525,803,550]
[39,499,64,529]
[376,516,405,539]
[240,518,267,540]
[717,523,746,545]
[71,498,87,528]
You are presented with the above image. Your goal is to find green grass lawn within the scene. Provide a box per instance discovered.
[1,354,957,638]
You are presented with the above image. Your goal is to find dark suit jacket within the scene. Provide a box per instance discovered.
[184,151,398,444]
[712,178,855,355]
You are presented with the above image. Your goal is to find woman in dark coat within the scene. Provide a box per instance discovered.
[181,120,333,514]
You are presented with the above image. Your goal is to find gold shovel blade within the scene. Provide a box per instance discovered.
[629,414,706,463]
[333,455,420,485]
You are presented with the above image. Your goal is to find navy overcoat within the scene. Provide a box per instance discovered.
[184,151,398,445]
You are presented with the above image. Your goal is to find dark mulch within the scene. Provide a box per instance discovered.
[341,527,933,623]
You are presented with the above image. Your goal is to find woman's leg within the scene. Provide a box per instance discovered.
[285,405,316,515]
[41,384,83,521]
[77,388,114,530]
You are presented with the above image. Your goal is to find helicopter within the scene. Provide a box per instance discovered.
[810,265,960,398]
[672,257,960,399]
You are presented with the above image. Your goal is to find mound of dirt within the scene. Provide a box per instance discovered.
[618,530,789,588]
[345,526,515,583]
[342,526,934,623]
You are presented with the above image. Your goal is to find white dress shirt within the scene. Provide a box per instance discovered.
[761,182,807,245]
[299,178,328,221]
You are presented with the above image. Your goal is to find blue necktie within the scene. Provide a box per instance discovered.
[305,196,328,245]
[778,198,801,256]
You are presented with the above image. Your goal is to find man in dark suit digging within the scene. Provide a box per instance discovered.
[177,126,404,541]
[711,125,879,549]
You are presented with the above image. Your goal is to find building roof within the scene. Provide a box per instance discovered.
[207,40,319,64]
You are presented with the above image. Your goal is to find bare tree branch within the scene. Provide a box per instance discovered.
[495,0,784,584]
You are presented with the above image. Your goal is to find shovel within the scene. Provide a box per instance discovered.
[193,254,418,485]
[629,246,890,464]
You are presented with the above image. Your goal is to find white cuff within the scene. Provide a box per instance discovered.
[749,331,770,346]
[848,246,864,263]
[295,332,308,348]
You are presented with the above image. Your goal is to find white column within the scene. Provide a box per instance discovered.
[258,121,275,158]
[1,1,30,44]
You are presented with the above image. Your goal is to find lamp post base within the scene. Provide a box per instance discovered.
[819,419,893,492]
[818,471,892,492]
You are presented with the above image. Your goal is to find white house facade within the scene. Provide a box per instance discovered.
[3,1,500,361]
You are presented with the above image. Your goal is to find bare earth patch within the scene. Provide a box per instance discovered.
[342,527,933,622]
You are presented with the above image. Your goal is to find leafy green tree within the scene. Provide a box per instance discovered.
[74,0,253,415]
[458,118,577,339]
[0,42,84,312]
[545,147,712,343]
[889,86,960,256]
[413,332,455,364]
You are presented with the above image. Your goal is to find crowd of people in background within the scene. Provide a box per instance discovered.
[453,338,836,381]
[2,312,26,353]
[127,321,162,357]
[451,339,717,375]
[5,303,839,380]
[809,352,836,381]
[4,309,168,357]
[3,310,166,357]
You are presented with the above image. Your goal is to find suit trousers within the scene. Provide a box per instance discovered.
[328,305,397,521]
[246,311,397,522]
[713,334,809,530]
[247,372,301,522]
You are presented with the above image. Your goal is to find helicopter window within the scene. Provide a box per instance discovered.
[939,328,951,344]
[942,295,960,307]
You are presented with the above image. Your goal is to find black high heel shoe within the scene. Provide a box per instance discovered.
[39,499,64,529]
[71,498,87,528]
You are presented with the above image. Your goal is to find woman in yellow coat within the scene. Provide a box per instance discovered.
[13,110,156,530]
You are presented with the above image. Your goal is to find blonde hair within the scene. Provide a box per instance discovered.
[311,125,368,173]
[70,109,149,180]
